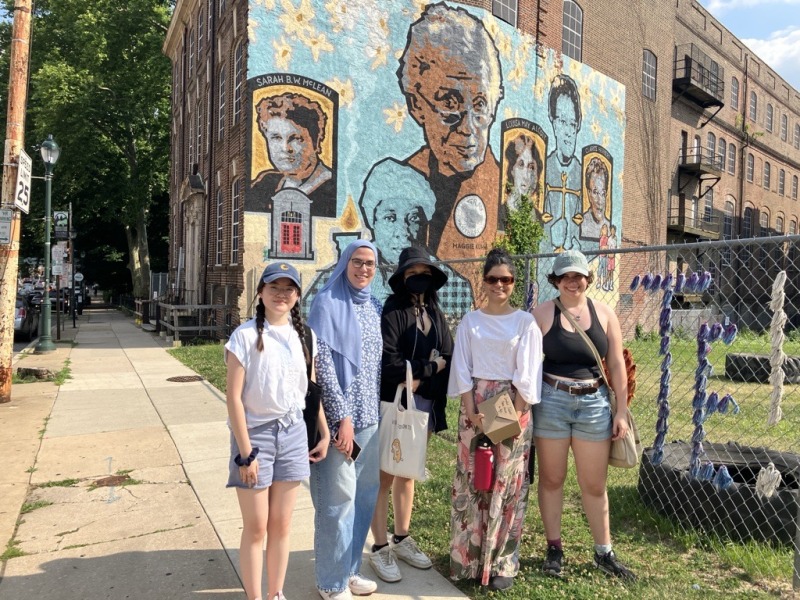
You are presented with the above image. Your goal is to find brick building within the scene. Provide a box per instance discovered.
[163,0,798,328]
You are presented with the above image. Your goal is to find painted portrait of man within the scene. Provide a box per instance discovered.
[394,2,504,268]
[543,74,582,253]
[249,92,336,217]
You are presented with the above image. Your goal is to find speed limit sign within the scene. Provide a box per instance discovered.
[14,150,32,214]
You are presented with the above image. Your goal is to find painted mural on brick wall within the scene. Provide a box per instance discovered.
[245,0,625,312]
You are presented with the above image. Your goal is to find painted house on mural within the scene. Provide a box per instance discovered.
[164,0,629,326]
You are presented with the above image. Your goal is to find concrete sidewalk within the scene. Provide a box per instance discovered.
[0,309,466,600]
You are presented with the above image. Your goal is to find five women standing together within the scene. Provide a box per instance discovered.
[225,244,635,600]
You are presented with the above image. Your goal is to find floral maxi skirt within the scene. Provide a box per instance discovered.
[449,378,533,585]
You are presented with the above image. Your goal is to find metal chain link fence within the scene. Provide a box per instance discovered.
[428,235,799,592]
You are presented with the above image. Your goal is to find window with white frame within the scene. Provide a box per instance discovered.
[776,214,784,234]
[706,132,716,165]
[703,188,713,223]
[779,169,785,196]
[562,0,583,62]
[218,66,226,140]
[793,175,798,200]
[642,50,657,100]
[234,42,244,125]
[730,76,739,109]
[795,124,800,149]
[188,107,195,166]
[219,0,226,17]
[766,104,773,132]
[231,179,240,264]
[216,188,223,265]
[207,90,212,154]
[760,210,769,235]
[781,114,787,142]
[492,0,517,26]
[196,102,202,165]
[742,206,753,237]
[722,199,734,264]
[764,162,771,189]
[749,91,757,121]
[189,28,195,74]
[718,138,726,166]
[197,9,204,55]
[747,153,754,182]
[728,143,736,175]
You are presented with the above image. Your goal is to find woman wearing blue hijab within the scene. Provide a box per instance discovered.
[307,239,383,600]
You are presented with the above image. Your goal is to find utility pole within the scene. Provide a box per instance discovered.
[0,0,34,403]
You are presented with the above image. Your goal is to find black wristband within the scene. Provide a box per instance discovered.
[234,447,260,467]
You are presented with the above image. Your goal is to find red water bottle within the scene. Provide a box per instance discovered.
[473,435,494,491]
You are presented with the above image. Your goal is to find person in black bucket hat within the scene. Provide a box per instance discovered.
[368,246,454,584]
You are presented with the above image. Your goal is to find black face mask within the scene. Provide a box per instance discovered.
[405,273,433,294]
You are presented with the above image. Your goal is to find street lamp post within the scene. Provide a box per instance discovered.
[35,134,60,354]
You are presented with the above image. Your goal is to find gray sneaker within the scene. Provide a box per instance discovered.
[594,550,637,582]
[392,536,432,569]
[368,544,402,582]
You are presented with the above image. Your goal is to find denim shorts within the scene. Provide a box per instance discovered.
[532,380,612,442]
[226,416,310,489]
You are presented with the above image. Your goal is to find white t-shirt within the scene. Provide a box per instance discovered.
[224,319,317,428]
[447,309,543,405]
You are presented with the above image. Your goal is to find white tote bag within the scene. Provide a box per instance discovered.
[379,360,429,481]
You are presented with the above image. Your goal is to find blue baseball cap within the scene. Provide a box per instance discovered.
[261,262,301,288]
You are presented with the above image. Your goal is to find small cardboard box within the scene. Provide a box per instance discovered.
[481,390,521,444]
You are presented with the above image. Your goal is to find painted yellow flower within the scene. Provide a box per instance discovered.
[507,63,526,88]
[384,102,408,133]
[533,78,546,102]
[254,0,276,9]
[602,134,611,148]
[325,0,355,33]
[482,14,501,42]
[325,77,355,107]
[302,31,333,61]
[591,118,602,139]
[503,106,519,120]
[367,42,390,70]
[280,0,315,40]
[496,31,512,59]
[618,169,624,186]
[273,37,292,70]
[248,18,260,44]
[596,94,608,117]
[568,59,583,83]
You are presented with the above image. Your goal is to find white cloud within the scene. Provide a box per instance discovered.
[705,0,800,14]
[742,26,800,89]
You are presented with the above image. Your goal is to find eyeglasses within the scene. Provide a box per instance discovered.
[484,276,514,285]
[350,258,376,271]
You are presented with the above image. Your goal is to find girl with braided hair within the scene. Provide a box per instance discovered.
[225,262,329,600]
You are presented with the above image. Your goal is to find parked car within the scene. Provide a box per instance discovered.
[14,294,39,341]
[48,289,69,313]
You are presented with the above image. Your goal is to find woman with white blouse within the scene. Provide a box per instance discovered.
[225,262,329,600]
[447,248,543,592]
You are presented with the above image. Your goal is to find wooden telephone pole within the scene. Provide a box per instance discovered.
[0,0,34,403]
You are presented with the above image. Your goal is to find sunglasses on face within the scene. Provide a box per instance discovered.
[484,276,514,285]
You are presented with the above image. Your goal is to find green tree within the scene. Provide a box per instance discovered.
[20,0,172,296]
[495,192,544,307]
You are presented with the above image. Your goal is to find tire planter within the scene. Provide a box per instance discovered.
[725,352,800,384]
[638,441,799,545]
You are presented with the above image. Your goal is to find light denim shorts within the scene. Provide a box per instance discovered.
[227,417,310,489]
[533,380,613,442]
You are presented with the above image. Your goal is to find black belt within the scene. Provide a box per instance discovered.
[543,374,602,395]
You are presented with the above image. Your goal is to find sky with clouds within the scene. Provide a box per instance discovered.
[697,0,800,90]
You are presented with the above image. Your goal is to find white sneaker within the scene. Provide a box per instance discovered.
[348,573,377,596]
[392,536,432,569]
[368,545,402,582]
[272,593,287,600]
[317,588,353,600]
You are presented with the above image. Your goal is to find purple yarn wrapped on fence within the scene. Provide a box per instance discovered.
[692,409,705,427]
[693,390,707,410]
[658,402,671,419]
[662,289,674,307]
[686,272,700,292]
[699,461,716,480]
[697,322,710,342]
[659,336,671,355]
[660,307,673,329]
[651,448,664,465]
[654,430,667,448]
[657,384,670,403]
[690,458,702,479]
[630,274,641,291]
[695,358,710,379]
[690,441,704,463]
[712,465,734,490]
[699,271,712,292]
[697,340,711,360]
[641,273,653,291]
[706,391,720,415]
[708,322,723,343]
[656,414,669,433]
[718,393,736,414]
[661,352,672,371]
[675,272,686,293]
[691,426,705,444]
[722,323,738,345]
[661,370,672,388]
[650,274,663,292]
[694,374,707,395]
[661,273,673,290]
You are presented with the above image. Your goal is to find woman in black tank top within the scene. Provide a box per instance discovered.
[531,250,636,582]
